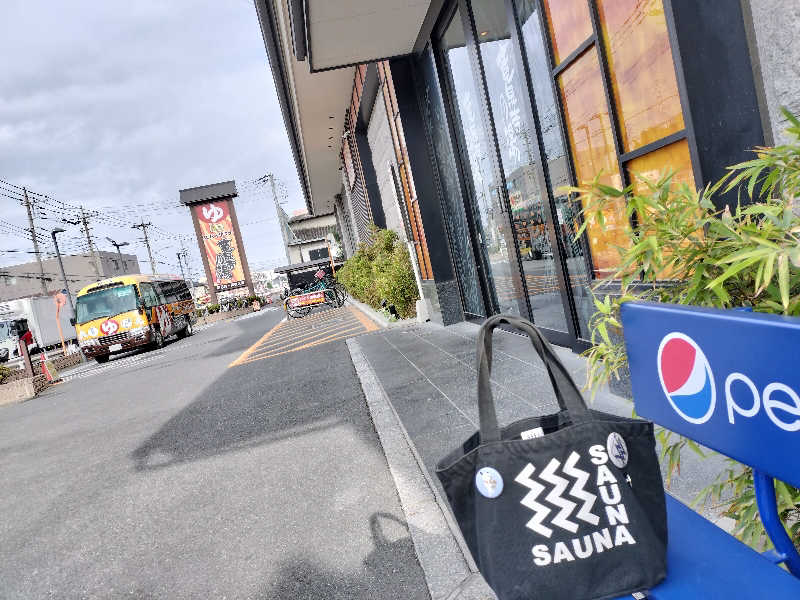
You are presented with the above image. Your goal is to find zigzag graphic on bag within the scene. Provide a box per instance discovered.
[515,452,600,538]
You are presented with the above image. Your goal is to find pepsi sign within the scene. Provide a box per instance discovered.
[657,333,716,424]
[621,301,800,488]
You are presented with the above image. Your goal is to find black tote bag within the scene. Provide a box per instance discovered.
[436,315,667,600]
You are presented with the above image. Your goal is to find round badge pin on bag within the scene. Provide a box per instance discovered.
[475,467,503,498]
[607,432,629,469]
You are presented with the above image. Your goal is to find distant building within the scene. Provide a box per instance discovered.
[286,212,341,264]
[0,252,140,302]
[252,269,288,297]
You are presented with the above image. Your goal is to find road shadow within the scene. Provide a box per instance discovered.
[131,337,376,471]
[256,513,430,600]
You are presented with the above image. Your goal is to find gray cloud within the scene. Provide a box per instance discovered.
[0,0,303,275]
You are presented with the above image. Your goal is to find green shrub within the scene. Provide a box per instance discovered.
[207,303,220,314]
[337,226,419,319]
[573,108,800,551]
[0,364,14,384]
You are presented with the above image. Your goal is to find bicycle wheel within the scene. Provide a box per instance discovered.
[323,288,340,308]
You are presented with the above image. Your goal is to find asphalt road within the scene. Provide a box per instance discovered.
[0,308,428,599]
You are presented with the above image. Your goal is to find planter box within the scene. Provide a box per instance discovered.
[0,374,48,406]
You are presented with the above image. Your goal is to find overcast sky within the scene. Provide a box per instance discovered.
[0,0,304,277]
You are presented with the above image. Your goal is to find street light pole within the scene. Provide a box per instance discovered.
[51,228,75,316]
[106,237,130,272]
[176,252,187,281]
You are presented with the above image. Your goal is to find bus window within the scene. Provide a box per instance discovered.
[138,283,160,308]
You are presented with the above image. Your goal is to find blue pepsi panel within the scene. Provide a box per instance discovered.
[621,301,800,488]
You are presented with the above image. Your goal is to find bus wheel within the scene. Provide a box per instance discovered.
[151,330,164,350]
[178,321,193,338]
[95,354,109,364]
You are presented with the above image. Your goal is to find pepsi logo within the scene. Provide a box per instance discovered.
[657,332,716,424]
[101,319,119,335]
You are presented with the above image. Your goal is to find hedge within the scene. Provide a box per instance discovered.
[336,227,419,319]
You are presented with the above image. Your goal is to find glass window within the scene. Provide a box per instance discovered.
[309,247,329,261]
[597,0,684,152]
[75,285,138,324]
[542,0,593,64]
[472,0,569,332]
[442,7,526,317]
[626,139,694,191]
[138,283,159,308]
[417,44,485,317]
[558,47,628,277]
[515,0,594,335]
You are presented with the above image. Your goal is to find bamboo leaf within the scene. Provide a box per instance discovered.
[705,255,762,290]
[778,253,790,311]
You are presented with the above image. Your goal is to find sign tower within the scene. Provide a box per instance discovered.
[179,180,254,304]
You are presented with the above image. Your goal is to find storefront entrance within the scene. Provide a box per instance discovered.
[431,0,592,347]
[417,0,703,349]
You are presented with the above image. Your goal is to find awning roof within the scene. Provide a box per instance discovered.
[305,0,432,71]
[256,0,434,214]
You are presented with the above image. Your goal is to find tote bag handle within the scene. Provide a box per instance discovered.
[477,314,591,443]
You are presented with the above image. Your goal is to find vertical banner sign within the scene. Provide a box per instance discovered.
[192,200,246,292]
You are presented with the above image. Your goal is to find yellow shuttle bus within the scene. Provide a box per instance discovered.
[73,274,196,363]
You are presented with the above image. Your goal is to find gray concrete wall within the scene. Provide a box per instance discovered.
[747,0,800,144]
[367,91,406,239]
[0,252,140,301]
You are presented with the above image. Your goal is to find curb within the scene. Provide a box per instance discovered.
[345,297,412,329]
[348,337,497,600]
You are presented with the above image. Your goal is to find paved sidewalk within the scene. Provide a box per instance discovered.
[347,320,730,594]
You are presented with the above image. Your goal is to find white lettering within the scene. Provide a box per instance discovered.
[572,535,593,559]
[599,483,621,505]
[552,542,575,564]
[532,526,636,566]
[592,528,614,553]
[614,524,637,546]
[596,464,617,486]
[606,503,629,526]
[726,372,760,424]
[532,544,551,566]
[763,383,800,432]
[589,444,608,465]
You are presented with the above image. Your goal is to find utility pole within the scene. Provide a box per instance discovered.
[65,207,102,279]
[132,221,156,275]
[264,174,292,264]
[23,187,48,295]
[176,251,186,280]
[178,240,196,300]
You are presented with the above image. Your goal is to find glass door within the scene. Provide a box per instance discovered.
[438,4,529,318]
[468,0,574,336]
[436,0,578,345]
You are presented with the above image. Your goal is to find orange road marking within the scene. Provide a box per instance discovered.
[348,304,380,332]
[228,305,381,367]
[238,324,366,364]
[248,319,363,357]
[228,319,285,367]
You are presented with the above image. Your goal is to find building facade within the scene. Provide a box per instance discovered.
[0,252,140,302]
[256,0,799,349]
[286,212,341,263]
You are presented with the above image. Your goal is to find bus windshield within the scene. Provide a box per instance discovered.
[76,285,138,324]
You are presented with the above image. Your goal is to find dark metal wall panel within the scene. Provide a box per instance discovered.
[354,131,386,229]
[667,0,766,210]
[390,57,455,282]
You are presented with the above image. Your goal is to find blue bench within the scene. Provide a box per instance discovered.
[617,301,800,598]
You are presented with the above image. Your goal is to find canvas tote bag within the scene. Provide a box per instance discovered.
[436,315,667,600]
